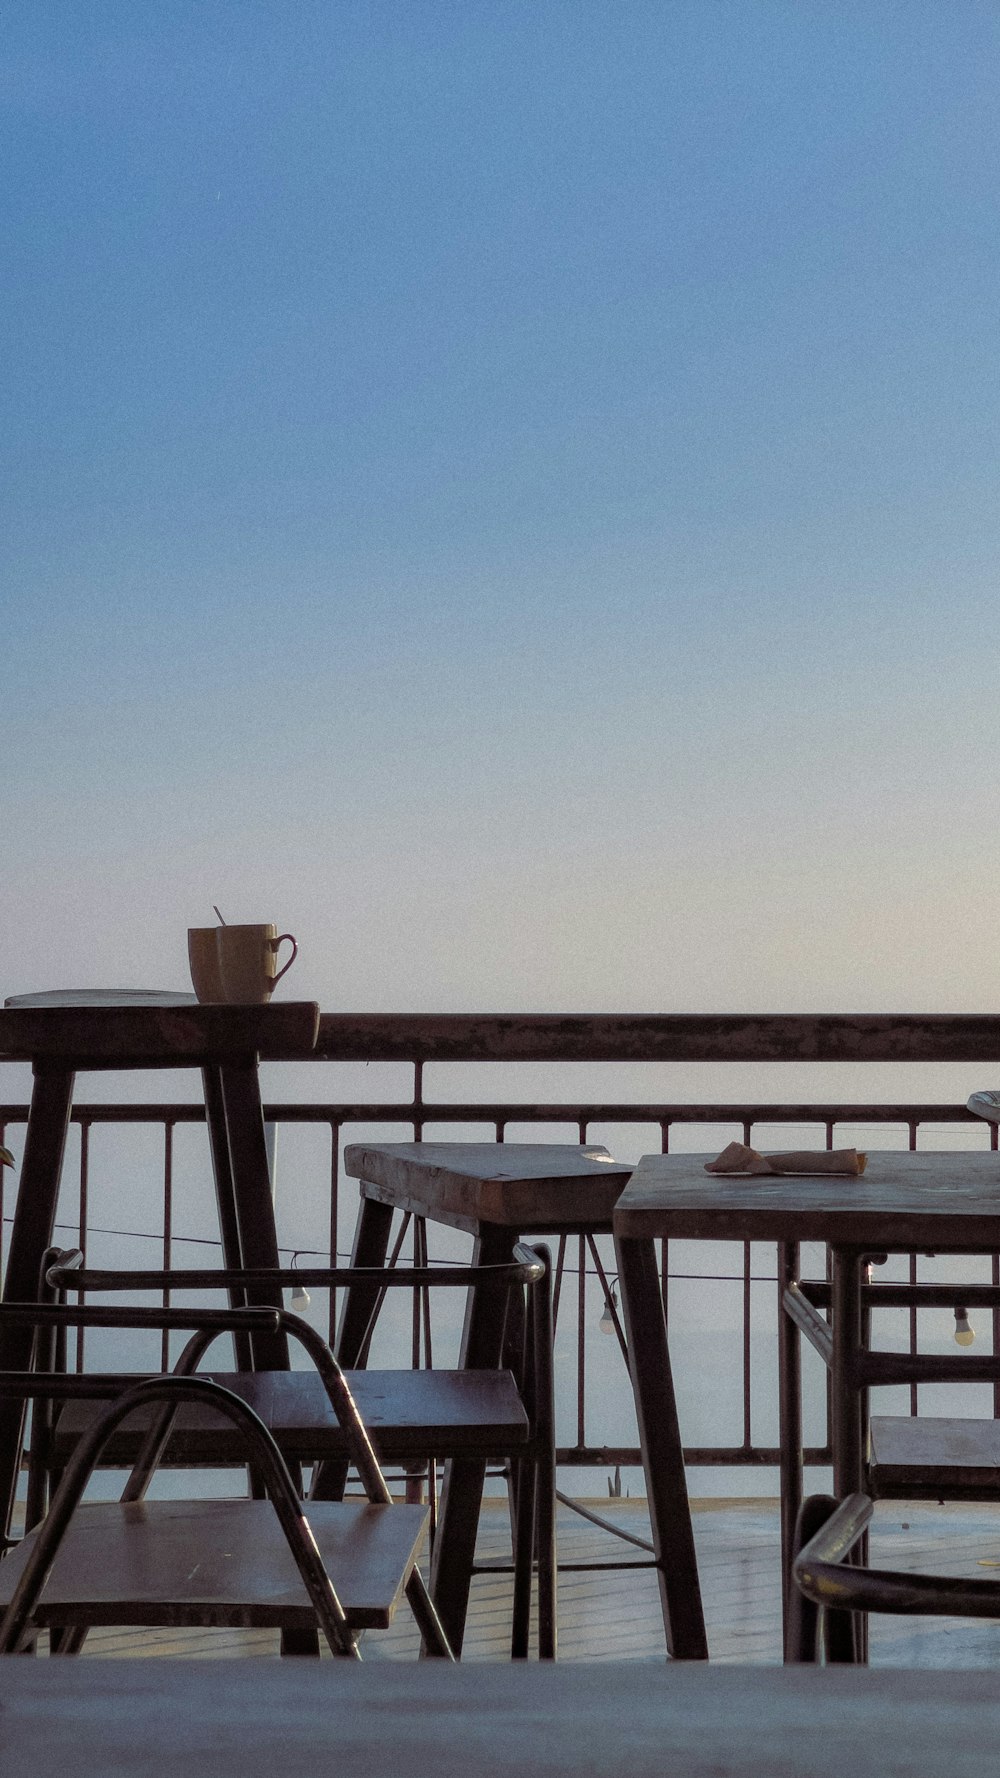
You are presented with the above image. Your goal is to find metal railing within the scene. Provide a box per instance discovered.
[1,1089,996,1482]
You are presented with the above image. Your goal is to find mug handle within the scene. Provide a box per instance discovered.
[271,933,298,985]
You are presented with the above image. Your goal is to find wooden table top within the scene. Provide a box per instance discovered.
[4,1658,1000,1777]
[613,1149,1000,1246]
[0,999,320,1067]
[343,1141,634,1231]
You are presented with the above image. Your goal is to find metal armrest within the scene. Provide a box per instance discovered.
[790,1491,1000,1666]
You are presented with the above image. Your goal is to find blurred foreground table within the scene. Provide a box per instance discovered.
[4,1657,1000,1777]
[0,992,320,1540]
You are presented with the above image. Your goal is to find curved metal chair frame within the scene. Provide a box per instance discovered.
[788,1491,1000,1663]
[39,1242,555,1657]
[0,1374,362,1656]
[0,1282,452,1659]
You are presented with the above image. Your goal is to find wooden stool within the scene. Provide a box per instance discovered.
[337,1142,634,1654]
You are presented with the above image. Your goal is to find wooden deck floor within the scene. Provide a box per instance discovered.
[55,1496,1000,1666]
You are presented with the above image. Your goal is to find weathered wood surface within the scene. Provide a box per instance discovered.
[870,1415,1000,1495]
[344,1142,633,1232]
[614,1150,1000,1245]
[316,1012,1000,1063]
[53,1367,530,1464]
[0,1001,320,1066]
[0,1498,429,1629]
[4,1660,1000,1775]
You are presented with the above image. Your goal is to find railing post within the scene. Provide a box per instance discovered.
[160,1119,174,1371]
[328,1120,340,1346]
[75,1118,90,1374]
[908,1119,919,1418]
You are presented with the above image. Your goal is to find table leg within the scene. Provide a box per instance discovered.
[430,1224,513,1657]
[831,1244,867,1662]
[0,1065,74,1544]
[614,1234,708,1660]
[218,1059,288,1372]
[831,1247,864,1497]
[334,1195,395,1366]
[202,1065,253,1372]
[218,1060,306,1515]
[777,1238,802,1637]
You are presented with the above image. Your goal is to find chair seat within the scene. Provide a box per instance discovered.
[0,1497,430,1630]
[870,1415,1000,1498]
[52,1369,530,1467]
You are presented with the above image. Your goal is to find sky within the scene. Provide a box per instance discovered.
[4,3,1000,1015]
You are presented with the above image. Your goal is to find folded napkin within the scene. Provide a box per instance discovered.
[705,1141,867,1177]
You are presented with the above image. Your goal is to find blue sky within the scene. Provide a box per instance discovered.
[4,4,999,1012]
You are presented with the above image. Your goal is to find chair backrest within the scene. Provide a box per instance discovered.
[38,1241,554,1469]
[44,1244,553,1432]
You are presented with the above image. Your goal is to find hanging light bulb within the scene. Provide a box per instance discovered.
[289,1253,311,1313]
[954,1306,975,1347]
[599,1281,618,1335]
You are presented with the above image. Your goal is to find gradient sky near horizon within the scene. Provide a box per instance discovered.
[5,3,1000,1015]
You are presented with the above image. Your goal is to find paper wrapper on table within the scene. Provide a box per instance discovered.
[704,1141,867,1177]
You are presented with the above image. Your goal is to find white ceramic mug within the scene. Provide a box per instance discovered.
[188,927,226,1003]
[216,924,298,1004]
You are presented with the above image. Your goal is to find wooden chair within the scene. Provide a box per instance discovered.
[37,1242,556,1658]
[787,1491,1000,1662]
[0,1292,452,1658]
[786,1272,1000,1506]
[859,1090,1000,1504]
[782,1231,1000,1667]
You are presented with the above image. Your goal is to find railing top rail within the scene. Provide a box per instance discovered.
[312,1013,1000,1064]
[0,1102,989,1127]
[0,1010,995,1066]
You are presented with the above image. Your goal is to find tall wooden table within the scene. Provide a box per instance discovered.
[613,1148,1000,1660]
[338,1141,634,1654]
[0,993,320,1542]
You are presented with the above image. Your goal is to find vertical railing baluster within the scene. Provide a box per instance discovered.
[742,1238,752,1454]
[76,1119,90,1374]
[577,1235,586,1451]
[659,1122,670,1332]
[982,1123,989,1415]
[161,1120,174,1372]
[328,1121,340,1345]
[993,1251,1000,1422]
[741,1122,752,1453]
[908,1119,919,1417]
[419,1218,433,1370]
[413,1059,424,1142]
[811,1122,831,1463]
[411,1217,426,1367]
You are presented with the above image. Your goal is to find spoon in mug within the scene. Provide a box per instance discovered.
[213,906,227,925]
